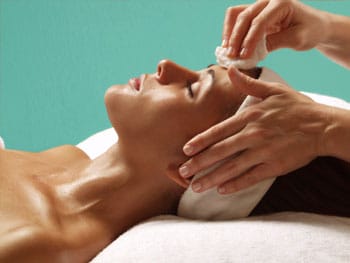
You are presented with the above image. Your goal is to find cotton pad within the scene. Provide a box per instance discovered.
[215,37,268,69]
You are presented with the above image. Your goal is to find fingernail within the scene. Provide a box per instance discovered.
[218,187,226,194]
[183,144,193,155]
[240,47,248,58]
[192,182,202,192]
[222,39,228,47]
[229,47,238,58]
[179,165,189,177]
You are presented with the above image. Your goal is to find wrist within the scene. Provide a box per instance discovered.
[316,12,347,49]
[315,11,334,49]
[321,106,350,162]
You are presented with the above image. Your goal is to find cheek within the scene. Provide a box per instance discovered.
[141,98,204,149]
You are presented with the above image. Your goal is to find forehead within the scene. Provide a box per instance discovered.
[199,64,230,88]
[197,64,232,97]
[198,64,227,74]
[196,64,244,115]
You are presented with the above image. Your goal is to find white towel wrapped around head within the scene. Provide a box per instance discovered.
[215,37,268,69]
[177,68,290,221]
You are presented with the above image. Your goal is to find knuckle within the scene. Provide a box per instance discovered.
[200,174,219,189]
[207,164,236,187]
[240,127,254,140]
[224,160,237,173]
[250,16,264,28]
[208,122,230,141]
[217,139,233,154]
[192,133,209,149]
[209,124,223,138]
[243,33,260,47]
[220,161,239,181]
[244,126,269,140]
[229,32,240,43]
[237,9,252,22]
[226,6,236,16]
[188,157,204,172]
[242,107,264,121]
[244,75,257,87]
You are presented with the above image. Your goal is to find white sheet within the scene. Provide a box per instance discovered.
[91,212,350,263]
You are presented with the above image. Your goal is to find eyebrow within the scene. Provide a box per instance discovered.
[197,69,215,100]
[207,69,215,86]
[207,64,215,68]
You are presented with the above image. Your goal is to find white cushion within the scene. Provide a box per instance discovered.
[76,128,118,159]
[91,212,350,263]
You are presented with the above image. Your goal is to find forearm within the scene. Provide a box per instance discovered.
[316,12,350,69]
[322,106,350,162]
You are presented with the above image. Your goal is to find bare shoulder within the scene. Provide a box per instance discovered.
[0,220,104,263]
[0,224,68,263]
[0,144,90,168]
[37,144,91,164]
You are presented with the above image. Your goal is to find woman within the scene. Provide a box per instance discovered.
[0,60,261,262]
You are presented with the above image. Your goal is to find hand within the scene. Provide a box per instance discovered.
[179,66,332,194]
[222,0,328,58]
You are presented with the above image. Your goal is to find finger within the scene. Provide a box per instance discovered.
[183,108,249,156]
[222,5,248,47]
[180,119,269,178]
[165,164,191,188]
[191,147,264,193]
[218,163,271,194]
[228,1,268,58]
[180,133,247,178]
[242,1,292,56]
[228,66,283,99]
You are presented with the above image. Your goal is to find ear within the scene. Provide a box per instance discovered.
[166,164,191,189]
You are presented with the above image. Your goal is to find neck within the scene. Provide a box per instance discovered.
[54,142,183,236]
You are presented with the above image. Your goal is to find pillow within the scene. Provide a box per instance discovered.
[76,128,118,159]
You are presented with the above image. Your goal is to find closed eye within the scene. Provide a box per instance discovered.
[186,81,194,98]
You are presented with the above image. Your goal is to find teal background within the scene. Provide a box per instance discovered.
[1,0,350,151]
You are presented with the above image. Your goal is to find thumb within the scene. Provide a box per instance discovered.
[228,66,281,99]
[266,27,302,52]
[165,164,191,189]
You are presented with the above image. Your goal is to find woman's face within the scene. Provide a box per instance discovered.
[105,60,247,163]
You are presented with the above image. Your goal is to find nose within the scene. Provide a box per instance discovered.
[156,60,199,85]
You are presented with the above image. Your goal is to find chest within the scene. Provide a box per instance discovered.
[0,150,112,255]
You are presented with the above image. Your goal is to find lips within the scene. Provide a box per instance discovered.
[129,76,142,91]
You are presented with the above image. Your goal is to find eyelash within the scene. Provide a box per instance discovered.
[186,81,194,97]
